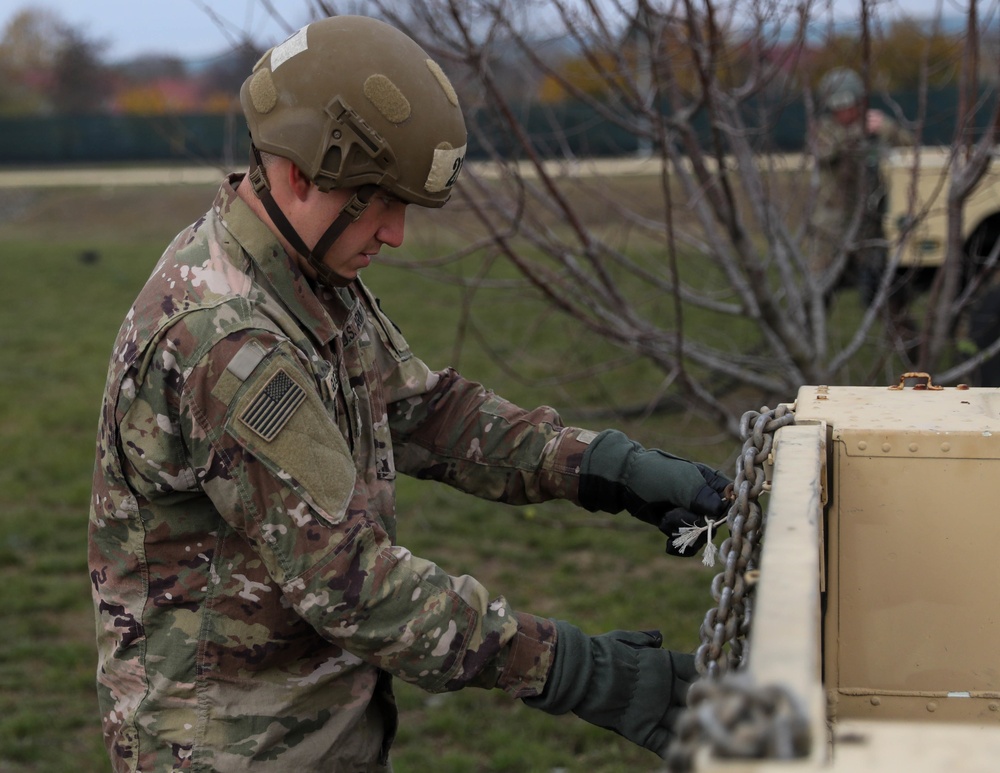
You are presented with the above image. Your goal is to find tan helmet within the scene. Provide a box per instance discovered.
[818,67,864,112]
[240,15,467,208]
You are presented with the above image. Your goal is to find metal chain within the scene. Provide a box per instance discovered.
[665,674,812,770]
[696,404,795,677]
[666,404,805,772]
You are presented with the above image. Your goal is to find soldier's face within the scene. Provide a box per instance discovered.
[833,104,861,126]
[303,186,409,282]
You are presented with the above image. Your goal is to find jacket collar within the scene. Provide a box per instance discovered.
[213,173,356,346]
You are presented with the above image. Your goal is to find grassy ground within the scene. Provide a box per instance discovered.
[0,179,738,772]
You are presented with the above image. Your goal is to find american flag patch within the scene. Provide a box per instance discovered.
[240,368,306,441]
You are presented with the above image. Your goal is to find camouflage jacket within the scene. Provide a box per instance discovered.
[813,113,912,239]
[89,175,593,772]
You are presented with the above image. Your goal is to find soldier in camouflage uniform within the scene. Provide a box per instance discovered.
[811,67,912,309]
[89,16,731,772]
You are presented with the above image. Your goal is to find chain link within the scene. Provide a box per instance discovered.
[666,404,806,771]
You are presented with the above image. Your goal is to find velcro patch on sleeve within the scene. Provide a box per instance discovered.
[227,347,356,526]
[240,368,306,441]
[227,340,268,380]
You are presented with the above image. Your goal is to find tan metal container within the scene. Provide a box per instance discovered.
[793,381,1000,724]
[690,378,1000,771]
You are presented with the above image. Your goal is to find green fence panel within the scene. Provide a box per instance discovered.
[0,87,992,166]
[0,113,251,165]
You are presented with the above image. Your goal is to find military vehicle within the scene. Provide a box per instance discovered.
[882,145,1000,293]
[667,373,1000,772]
[862,145,1000,382]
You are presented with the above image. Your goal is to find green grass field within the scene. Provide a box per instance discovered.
[0,180,735,772]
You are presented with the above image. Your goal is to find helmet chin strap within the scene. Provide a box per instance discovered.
[248,144,377,288]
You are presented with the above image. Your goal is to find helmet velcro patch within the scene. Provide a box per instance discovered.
[364,74,411,124]
[426,59,459,108]
[249,68,278,115]
[240,368,306,441]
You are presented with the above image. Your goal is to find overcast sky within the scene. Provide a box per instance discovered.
[0,0,972,64]
[0,0,312,62]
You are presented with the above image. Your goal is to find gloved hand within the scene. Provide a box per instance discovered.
[579,429,731,556]
[523,620,697,758]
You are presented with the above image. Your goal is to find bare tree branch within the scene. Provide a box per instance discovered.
[294,0,1000,435]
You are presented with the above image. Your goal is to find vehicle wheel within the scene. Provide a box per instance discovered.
[968,284,1000,386]
[963,215,1000,290]
[856,248,885,308]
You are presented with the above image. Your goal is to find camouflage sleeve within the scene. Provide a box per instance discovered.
[386,367,593,506]
[355,279,592,507]
[165,326,555,697]
[880,115,913,148]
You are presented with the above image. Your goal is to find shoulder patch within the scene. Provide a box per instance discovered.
[240,368,306,441]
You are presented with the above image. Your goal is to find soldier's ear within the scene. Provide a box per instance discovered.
[286,163,313,202]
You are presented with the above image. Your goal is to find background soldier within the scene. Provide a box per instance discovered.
[811,67,913,313]
[88,15,731,772]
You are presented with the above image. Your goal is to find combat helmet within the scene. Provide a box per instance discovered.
[818,67,864,112]
[239,15,468,285]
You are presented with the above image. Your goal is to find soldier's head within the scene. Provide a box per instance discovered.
[818,67,863,125]
[238,15,468,286]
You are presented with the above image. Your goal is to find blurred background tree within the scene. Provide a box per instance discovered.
[0,7,111,115]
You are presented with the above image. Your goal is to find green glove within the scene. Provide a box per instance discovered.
[524,620,696,758]
[579,429,731,556]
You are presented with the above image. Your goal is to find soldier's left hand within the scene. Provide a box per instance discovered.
[524,621,697,758]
